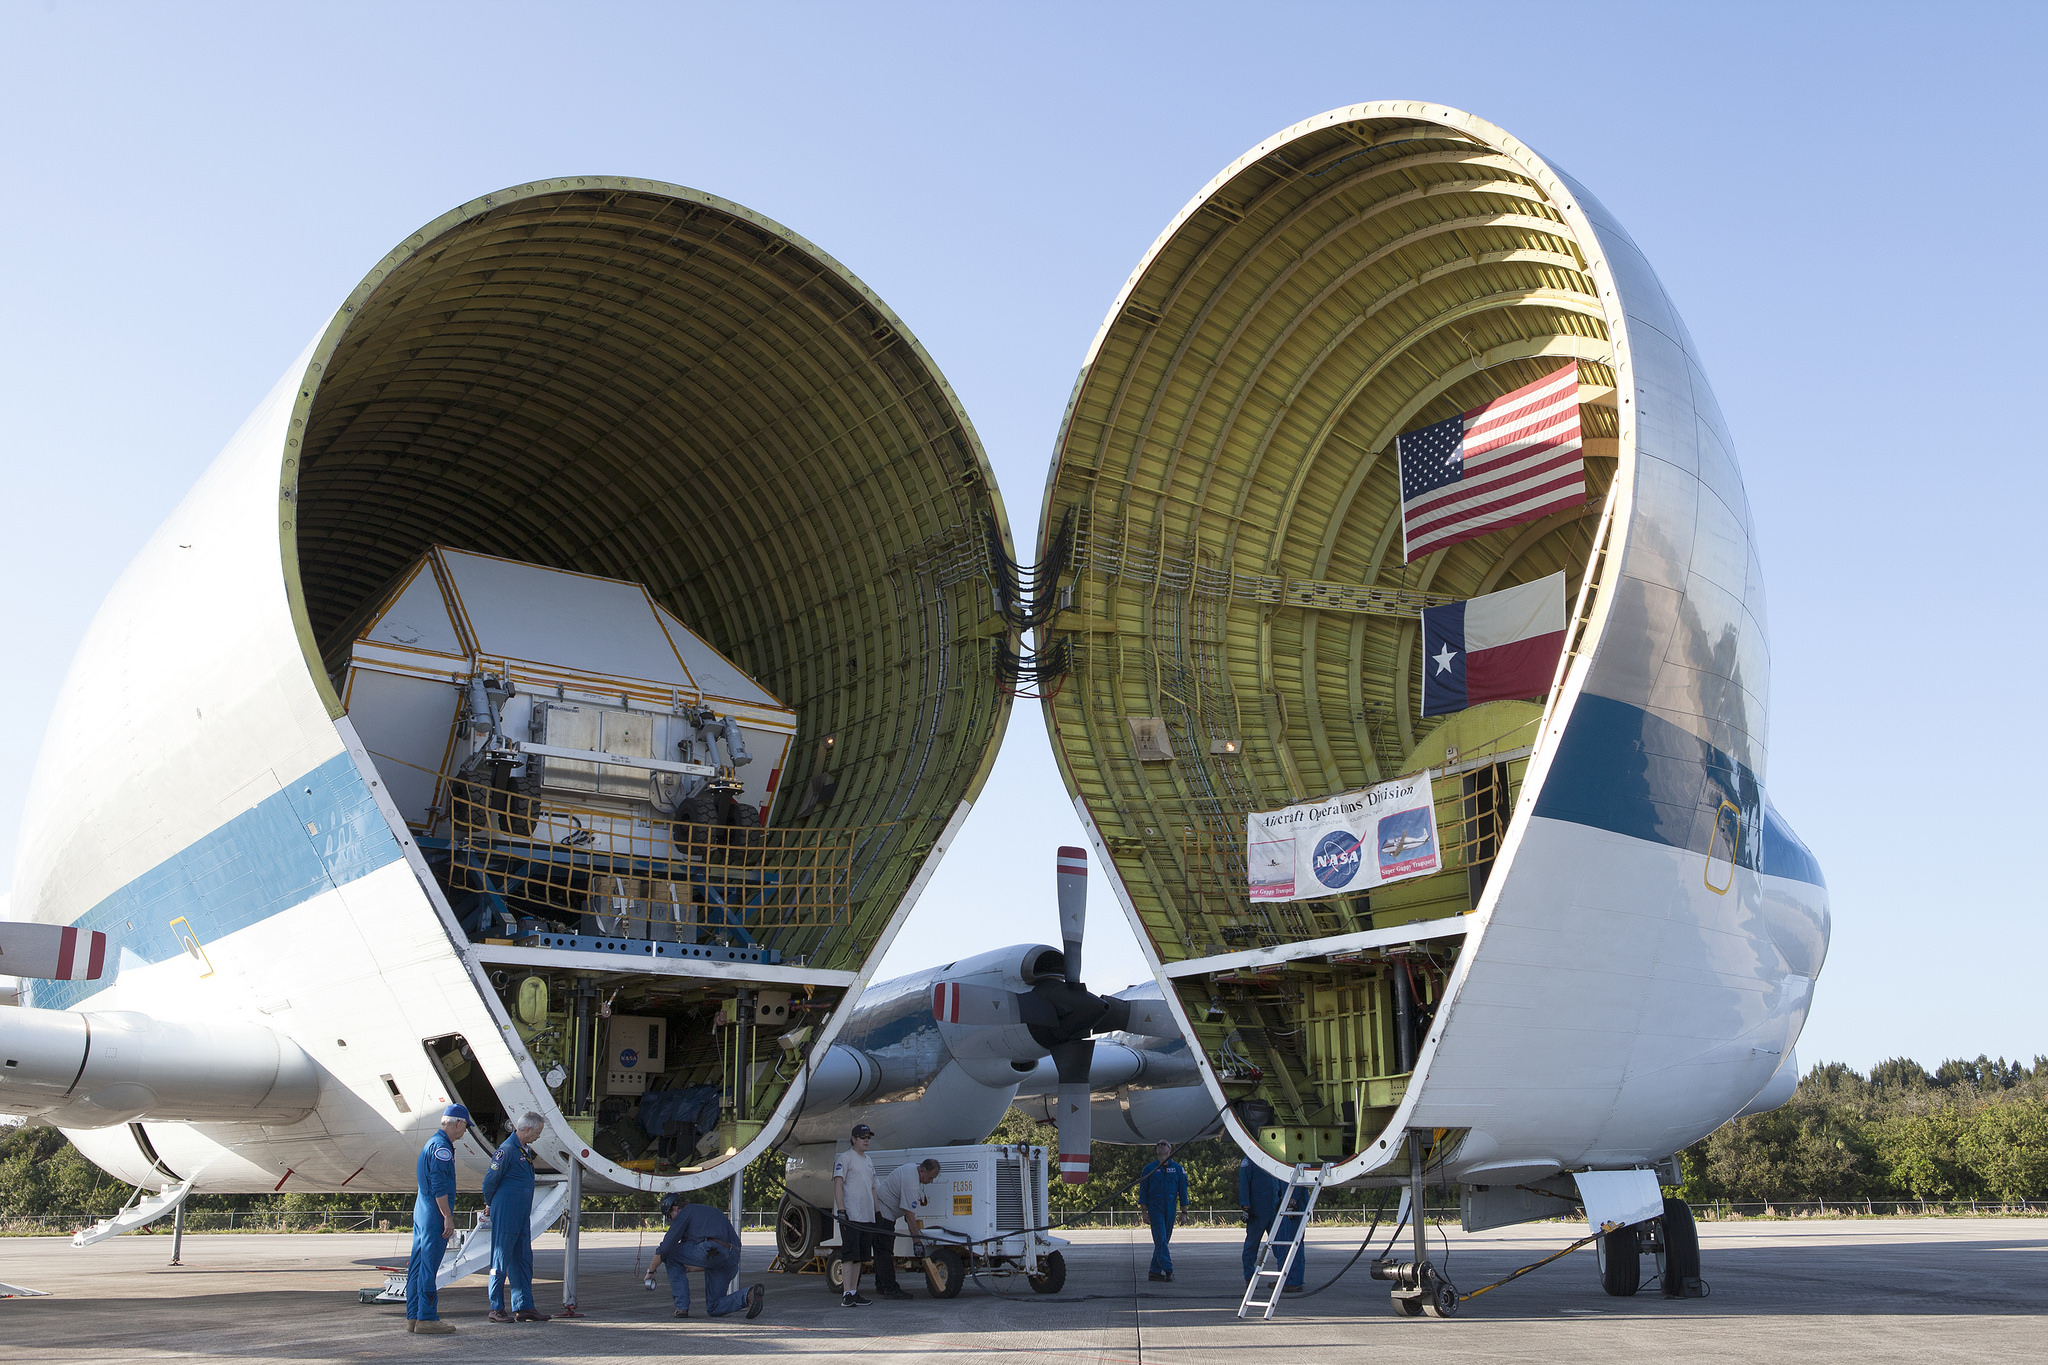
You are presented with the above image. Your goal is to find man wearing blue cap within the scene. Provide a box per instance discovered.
[483,1112,551,1324]
[405,1105,470,1334]
[647,1192,765,1320]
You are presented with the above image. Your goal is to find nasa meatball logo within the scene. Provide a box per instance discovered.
[619,1047,639,1069]
[1311,830,1363,888]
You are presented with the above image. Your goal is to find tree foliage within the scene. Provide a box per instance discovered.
[1680,1055,2048,1203]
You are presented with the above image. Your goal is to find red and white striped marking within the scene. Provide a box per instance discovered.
[64,926,107,980]
[1056,847,1088,878]
[932,982,961,1024]
[1059,1153,1091,1183]
[0,922,107,981]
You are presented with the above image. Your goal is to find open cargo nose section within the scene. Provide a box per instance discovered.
[288,180,1015,1182]
[1037,109,1628,1177]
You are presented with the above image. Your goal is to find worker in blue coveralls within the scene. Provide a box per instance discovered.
[482,1111,551,1324]
[405,1105,470,1334]
[1138,1140,1189,1282]
[646,1192,766,1321]
[1239,1158,1307,1293]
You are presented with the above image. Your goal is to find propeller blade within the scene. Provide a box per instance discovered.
[1056,846,1088,982]
[1049,1037,1095,1183]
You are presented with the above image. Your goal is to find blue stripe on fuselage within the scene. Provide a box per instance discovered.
[1533,693,1824,887]
[21,751,405,1011]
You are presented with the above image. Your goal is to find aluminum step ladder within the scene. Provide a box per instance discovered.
[1237,1162,1326,1320]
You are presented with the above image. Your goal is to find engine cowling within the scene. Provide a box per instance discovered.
[0,1009,319,1129]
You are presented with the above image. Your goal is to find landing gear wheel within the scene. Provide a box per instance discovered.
[1028,1250,1066,1294]
[1598,1226,1641,1296]
[923,1247,966,1299]
[821,1252,843,1293]
[1425,1280,1459,1317]
[1393,1293,1426,1317]
[775,1196,821,1264]
[1660,1196,1702,1297]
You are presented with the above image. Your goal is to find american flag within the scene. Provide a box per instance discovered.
[1396,363,1586,562]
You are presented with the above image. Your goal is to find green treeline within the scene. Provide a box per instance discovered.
[1674,1055,2048,1204]
[994,1054,2048,1212]
[5,1053,2044,1222]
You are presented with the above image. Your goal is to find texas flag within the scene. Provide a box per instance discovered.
[1420,572,1568,717]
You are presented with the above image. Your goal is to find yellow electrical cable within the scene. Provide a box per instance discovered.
[1457,1230,1601,1302]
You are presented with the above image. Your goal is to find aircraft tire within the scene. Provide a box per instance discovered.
[1028,1250,1066,1294]
[1598,1226,1641,1296]
[776,1196,821,1263]
[1660,1197,1701,1296]
[490,772,537,837]
[924,1247,966,1299]
[1393,1293,1425,1317]
[820,1251,843,1292]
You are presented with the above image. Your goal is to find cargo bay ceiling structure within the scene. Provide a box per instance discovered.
[288,179,1018,972]
[1039,103,1825,1185]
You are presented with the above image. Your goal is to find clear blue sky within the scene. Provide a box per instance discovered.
[2,3,2041,1072]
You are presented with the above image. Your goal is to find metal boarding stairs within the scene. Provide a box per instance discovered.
[1237,1162,1326,1320]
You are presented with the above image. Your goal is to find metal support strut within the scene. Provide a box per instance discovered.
[1410,1130,1428,1271]
[558,1157,586,1318]
[169,1199,184,1266]
[1369,1130,1458,1317]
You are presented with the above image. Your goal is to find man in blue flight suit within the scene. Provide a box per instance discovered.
[1239,1158,1307,1293]
[405,1105,470,1334]
[1138,1140,1189,1282]
[483,1111,551,1324]
[647,1192,765,1321]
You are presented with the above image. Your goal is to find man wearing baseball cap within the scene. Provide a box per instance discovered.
[647,1193,765,1320]
[405,1105,470,1333]
[832,1124,908,1305]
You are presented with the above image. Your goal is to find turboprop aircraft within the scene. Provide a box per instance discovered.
[0,179,1020,1294]
[1032,102,1827,1312]
[769,848,1222,1263]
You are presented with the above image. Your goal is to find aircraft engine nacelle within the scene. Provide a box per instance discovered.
[1013,1076,1222,1146]
[0,1008,318,1129]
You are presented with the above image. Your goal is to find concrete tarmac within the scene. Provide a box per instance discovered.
[0,1218,2040,1363]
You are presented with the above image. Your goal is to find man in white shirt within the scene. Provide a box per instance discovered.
[860,1155,939,1301]
[831,1123,895,1306]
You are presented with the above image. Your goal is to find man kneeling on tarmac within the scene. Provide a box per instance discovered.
[648,1193,765,1321]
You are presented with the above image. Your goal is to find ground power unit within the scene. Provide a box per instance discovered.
[812,1144,1068,1297]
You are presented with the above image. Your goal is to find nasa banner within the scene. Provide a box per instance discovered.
[1246,773,1441,903]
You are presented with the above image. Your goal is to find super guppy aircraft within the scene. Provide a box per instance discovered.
[1033,102,1827,1309]
[1,105,1827,1318]
[0,180,1020,1246]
